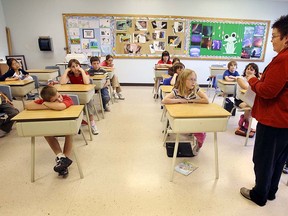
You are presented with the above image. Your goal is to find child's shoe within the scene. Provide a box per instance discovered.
[91,125,99,135]
[54,157,73,173]
[117,93,125,100]
[283,164,288,174]
[192,141,202,156]
[235,126,247,137]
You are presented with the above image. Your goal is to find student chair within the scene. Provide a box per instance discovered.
[89,78,104,120]
[28,75,40,99]
[211,74,224,103]
[45,65,61,80]
[66,94,88,146]
[0,84,13,101]
[231,85,253,146]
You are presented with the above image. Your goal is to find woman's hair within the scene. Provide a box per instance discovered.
[168,62,185,76]
[161,51,170,61]
[243,63,260,78]
[40,86,57,102]
[227,60,237,69]
[175,69,198,96]
[105,54,113,61]
[172,57,180,64]
[272,15,288,39]
[7,58,17,68]
[68,59,81,68]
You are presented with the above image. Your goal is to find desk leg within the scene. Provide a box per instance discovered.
[109,84,114,104]
[214,132,219,179]
[31,137,35,183]
[222,94,227,107]
[170,133,180,182]
[21,97,25,109]
[85,104,93,141]
[98,91,105,119]
[72,141,84,179]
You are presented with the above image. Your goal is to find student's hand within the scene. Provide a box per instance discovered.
[228,75,236,80]
[247,74,256,81]
[178,99,189,104]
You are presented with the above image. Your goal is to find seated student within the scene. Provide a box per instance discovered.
[155,50,173,69]
[100,55,125,100]
[0,92,19,138]
[0,58,33,81]
[171,57,180,65]
[234,63,260,137]
[25,86,74,176]
[164,62,185,86]
[87,56,111,112]
[223,60,240,82]
[60,59,99,135]
[162,69,209,155]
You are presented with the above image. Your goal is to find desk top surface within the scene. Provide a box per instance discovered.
[100,67,114,72]
[90,74,106,80]
[165,103,231,118]
[210,67,226,70]
[218,79,237,85]
[12,105,84,121]
[26,69,58,73]
[154,67,169,71]
[0,80,34,86]
[160,85,173,93]
[54,84,95,92]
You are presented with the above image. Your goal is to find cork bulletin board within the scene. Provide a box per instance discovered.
[62,13,270,61]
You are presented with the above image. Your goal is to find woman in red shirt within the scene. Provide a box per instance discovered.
[240,15,288,207]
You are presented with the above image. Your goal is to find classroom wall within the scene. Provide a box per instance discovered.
[1,0,288,84]
[0,1,8,60]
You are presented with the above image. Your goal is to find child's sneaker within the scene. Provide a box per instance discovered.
[283,164,288,174]
[113,93,118,99]
[91,125,99,135]
[117,93,125,100]
[54,157,73,173]
[58,168,69,178]
[104,106,111,112]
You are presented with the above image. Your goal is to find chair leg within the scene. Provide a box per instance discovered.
[244,117,253,146]
[72,142,84,179]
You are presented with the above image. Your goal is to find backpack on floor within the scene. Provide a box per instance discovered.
[166,142,194,157]
[224,98,236,116]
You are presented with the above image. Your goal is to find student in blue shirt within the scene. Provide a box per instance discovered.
[223,60,240,82]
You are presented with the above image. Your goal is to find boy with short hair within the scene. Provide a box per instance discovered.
[88,56,111,112]
[25,86,74,176]
[223,61,240,82]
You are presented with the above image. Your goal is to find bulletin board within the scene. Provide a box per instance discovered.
[62,14,270,61]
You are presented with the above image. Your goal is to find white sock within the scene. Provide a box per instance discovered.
[56,153,65,159]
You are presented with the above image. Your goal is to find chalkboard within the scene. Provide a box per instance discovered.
[62,14,270,61]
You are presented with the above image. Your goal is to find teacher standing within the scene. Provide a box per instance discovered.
[240,15,288,206]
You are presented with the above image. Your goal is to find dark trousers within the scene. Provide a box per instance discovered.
[101,87,110,109]
[250,122,288,206]
[0,101,19,133]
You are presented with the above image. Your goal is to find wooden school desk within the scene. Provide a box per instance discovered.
[54,84,95,141]
[90,74,107,118]
[217,79,237,107]
[207,66,226,94]
[12,105,85,182]
[153,67,168,99]
[101,67,115,79]
[26,69,58,81]
[0,79,35,107]
[165,103,231,182]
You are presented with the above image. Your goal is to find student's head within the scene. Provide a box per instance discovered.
[175,69,198,94]
[227,61,237,72]
[161,51,170,62]
[172,57,180,65]
[105,55,114,64]
[40,86,63,102]
[168,62,185,76]
[90,56,101,70]
[271,15,288,53]
[7,58,20,70]
[68,59,81,73]
[243,63,260,78]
